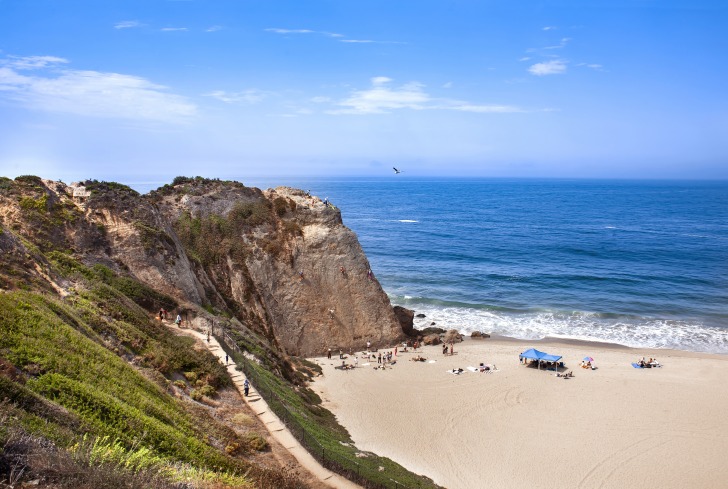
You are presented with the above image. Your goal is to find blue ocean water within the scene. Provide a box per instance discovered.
[137,178,728,354]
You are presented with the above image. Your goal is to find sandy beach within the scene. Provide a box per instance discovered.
[310,337,728,489]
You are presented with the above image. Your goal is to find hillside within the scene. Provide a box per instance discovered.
[0,175,437,489]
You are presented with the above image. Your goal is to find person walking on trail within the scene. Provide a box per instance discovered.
[327,348,332,359]
[175,314,182,327]
[243,379,250,397]
[206,330,210,343]
[225,353,229,365]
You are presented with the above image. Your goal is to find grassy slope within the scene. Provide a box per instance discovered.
[0,256,303,488]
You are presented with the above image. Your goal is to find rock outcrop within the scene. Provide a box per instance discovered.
[393,305,415,337]
[0,176,404,356]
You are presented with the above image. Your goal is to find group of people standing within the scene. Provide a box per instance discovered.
[158,308,183,327]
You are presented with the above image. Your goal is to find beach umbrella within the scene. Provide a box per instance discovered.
[583,356,594,362]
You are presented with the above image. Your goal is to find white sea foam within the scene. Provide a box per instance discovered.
[397,219,418,223]
[408,304,728,354]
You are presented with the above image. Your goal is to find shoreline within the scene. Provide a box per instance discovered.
[310,336,728,488]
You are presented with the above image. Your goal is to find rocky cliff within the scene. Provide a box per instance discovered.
[0,176,403,357]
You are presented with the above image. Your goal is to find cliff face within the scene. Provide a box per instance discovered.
[0,176,403,356]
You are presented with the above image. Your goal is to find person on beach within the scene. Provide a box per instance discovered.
[378,352,382,364]
[327,348,332,359]
[243,379,250,396]
[442,344,448,355]
[367,340,371,351]
[354,356,358,368]
[339,349,343,359]
[450,344,454,356]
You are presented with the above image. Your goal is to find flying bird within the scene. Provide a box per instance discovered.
[393,167,403,174]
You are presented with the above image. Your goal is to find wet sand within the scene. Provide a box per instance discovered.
[310,337,728,489]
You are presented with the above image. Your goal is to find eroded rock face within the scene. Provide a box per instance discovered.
[393,306,415,337]
[0,178,404,356]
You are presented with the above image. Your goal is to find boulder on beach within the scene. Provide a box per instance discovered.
[420,327,445,336]
[416,313,426,318]
[471,331,491,339]
[393,305,416,337]
[443,329,463,344]
[422,334,441,346]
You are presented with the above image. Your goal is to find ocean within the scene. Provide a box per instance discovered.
[136,177,728,354]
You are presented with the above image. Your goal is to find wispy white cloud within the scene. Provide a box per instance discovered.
[4,55,68,70]
[0,55,196,123]
[266,28,315,34]
[519,56,531,62]
[206,25,224,32]
[266,28,398,44]
[329,77,429,114]
[115,20,143,30]
[161,27,188,32]
[442,82,453,89]
[328,77,522,115]
[543,26,557,31]
[544,37,571,50]
[582,63,604,71]
[203,89,267,104]
[528,59,567,76]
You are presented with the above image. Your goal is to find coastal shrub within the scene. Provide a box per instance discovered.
[282,220,303,237]
[0,290,238,471]
[232,413,255,427]
[273,196,288,217]
[228,201,273,228]
[242,432,269,452]
[19,194,50,213]
[13,175,43,186]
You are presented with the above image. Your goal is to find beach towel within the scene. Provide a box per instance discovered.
[428,360,437,363]
[466,366,478,372]
[362,363,370,367]
[631,363,643,369]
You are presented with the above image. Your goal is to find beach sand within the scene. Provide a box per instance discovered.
[310,337,728,489]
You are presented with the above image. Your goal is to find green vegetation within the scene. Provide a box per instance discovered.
[226,345,442,489]
[173,199,274,267]
[0,253,305,487]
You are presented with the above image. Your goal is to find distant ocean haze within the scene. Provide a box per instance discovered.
[135,177,728,354]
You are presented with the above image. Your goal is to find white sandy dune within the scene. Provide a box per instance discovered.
[310,337,728,489]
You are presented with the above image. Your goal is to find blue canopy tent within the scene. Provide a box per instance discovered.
[519,348,563,370]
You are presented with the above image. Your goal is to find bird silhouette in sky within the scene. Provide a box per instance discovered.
[393,167,403,174]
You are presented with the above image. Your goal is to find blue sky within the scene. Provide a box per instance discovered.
[0,0,726,184]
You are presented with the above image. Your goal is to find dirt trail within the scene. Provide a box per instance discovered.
[167,322,362,489]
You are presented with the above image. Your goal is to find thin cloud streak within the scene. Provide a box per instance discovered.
[204,89,267,104]
[328,77,523,115]
[0,55,196,123]
[114,20,143,30]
